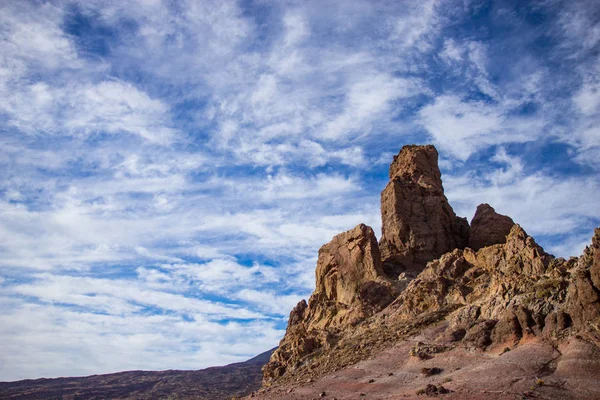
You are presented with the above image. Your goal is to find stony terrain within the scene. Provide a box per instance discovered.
[0,349,273,400]
[257,144,600,399]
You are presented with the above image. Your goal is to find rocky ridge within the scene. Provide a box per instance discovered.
[0,349,274,400]
[259,144,600,399]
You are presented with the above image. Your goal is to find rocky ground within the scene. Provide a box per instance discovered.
[251,324,600,399]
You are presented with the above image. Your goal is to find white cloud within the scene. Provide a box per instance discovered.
[0,297,282,381]
[0,2,79,78]
[9,273,265,319]
[321,75,422,139]
[283,12,309,47]
[419,95,536,159]
[4,81,177,144]
[440,39,464,63]
[392,0,438,50]
[573,81,600,116]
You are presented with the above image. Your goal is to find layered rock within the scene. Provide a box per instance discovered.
[468,203,515,250]
[379,145,469,279]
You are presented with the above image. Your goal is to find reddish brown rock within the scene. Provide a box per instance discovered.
[314,223,385,307]
[563,228,600,328]
[379,145,469,279]
[468,203,515,250]
[261,145,600,397]
[588,228,600,289]
[263,224,401,384]
[388,224,562,344]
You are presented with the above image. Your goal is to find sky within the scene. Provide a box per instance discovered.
[0,0,599,381]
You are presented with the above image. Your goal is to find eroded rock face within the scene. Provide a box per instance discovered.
[589,228,600,289]
[387,224,600,350]
[468,203,515,251]
[564,230,600,328]
[379,145,469,279]
[263,224,400,383]
[314,224,385,306]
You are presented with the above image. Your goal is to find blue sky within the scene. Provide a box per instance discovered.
[0,0,599,381]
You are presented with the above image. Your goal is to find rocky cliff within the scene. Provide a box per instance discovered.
[260,144,600,400]
[379,145,469,279]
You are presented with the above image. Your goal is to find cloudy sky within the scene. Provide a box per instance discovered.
[0,0,599,381]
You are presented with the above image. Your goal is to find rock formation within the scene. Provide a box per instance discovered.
[261,144,600,400]
[468,203,515,250]
[379,145,469,279]
[263,224,402,382]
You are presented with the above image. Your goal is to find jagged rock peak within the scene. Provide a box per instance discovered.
[468,203,515,251]
[315,223,385,306]
[388,144,442,191]
[379,144,469,278]
[591,228,600,288]
[262,224,402,383]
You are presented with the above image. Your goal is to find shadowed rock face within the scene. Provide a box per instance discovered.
[379,145,469,279]
[468,203,515,251]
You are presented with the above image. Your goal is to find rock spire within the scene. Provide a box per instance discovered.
[379,145,469,278]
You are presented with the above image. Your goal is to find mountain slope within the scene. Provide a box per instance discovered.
[0,349,274,400]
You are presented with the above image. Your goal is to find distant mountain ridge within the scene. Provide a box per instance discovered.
[0,348,274,400]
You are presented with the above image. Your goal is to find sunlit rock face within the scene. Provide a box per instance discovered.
[379,144,469,279]
[263,224,403,382]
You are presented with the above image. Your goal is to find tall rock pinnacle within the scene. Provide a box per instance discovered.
[261,145,600,398]
[379,145,469,278]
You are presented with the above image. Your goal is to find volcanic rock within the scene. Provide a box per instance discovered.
[468,203,515,250]
[314,223,386,308]
[263,224,401,383]
[379,145,469,279]
[260,145,600,400]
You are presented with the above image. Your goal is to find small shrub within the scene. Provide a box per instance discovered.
[535,378,545,386]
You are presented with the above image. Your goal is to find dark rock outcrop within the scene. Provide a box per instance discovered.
[468,203,515,250]
[379,145,469,279]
